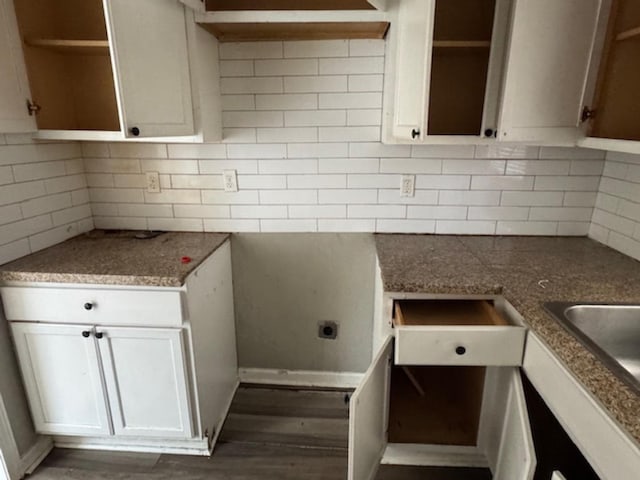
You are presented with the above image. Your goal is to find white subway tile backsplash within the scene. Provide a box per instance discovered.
[117,204,173,218]
[346,109,382,126]
[222,128,258,143]
[288,142,348,158]
[319,127,380,142]
[148,218,203,232]
[378,189,439,205]
[350,142,410,158]
[0,205,22,226]
[505,160,570,176]
[319,93,382,109]
[259,159,318,174]
[204,219,260,232]
[0,215,52,246]
[439,190,500,206]
[0,239,30,265]
[223,111,284,128]
[284,40,348,58]
[238,175,287,190]
[0,166,13,185]
[497,221,557,235]
[286,110,346,127]
[44,175,87,195]
[257,127,318,143]
[221,95,256,111]
[284,75,348,93]
[320,57,384,75]
[468,206,530,221]
[51,204,92,226]
[21,193,72,218]
[408,206,467,220]
[348,204,406,218]
[256,94,318,111]
[535,176,601,192]
[227,144,287,159]
[81,142,110,158]
[349,39,385,57]
[231,205,288,218]
[501,191,564,207]
[219,60,254,77]
[319,189,377,204]
[411,145,475,159]
[202,190,260,205]
[94,217,148,230]
[436,221,496,235]
[166,144,228,160]
[474,145,540,159]
[415,175,470,190]
[471,176,534,191]
[539,147,605,160]
[221,77,283,94]
[444,160,505,175]
[289,205,346,218]
[348,75,384,92]
[89,188,144,204]
[569,159,604,176]
[140,159,198,174]
[84,158,140,174]
[563,192,598,207]
[557,222,590,236]
[288,174,346,189]
[260,189,317,205]
[171,175,223,189]
[108,143,167,159]
[199,159,258,174]
[174,205,230,218]
[255,59,318,76]
[380,158,441,174]
[319,158,379,174]
[376,219,435,233]
[348,174,398,189]
[86,173,114,188]
[219,42,283,60]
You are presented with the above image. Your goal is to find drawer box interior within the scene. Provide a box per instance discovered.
[389,365,485,446]
[394,299,508,327]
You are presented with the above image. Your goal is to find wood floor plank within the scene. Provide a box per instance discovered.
[375,465,492,480]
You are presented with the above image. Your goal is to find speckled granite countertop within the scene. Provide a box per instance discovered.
[0,230,230,287]
[375,234,640,446]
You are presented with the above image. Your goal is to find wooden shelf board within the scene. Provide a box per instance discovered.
[616,26,640,41]
[24,38,110,55]
[199,21,390,42]
[433,40,491,48]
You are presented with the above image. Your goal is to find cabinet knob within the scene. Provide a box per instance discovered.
[82,331,91,338]
[484,128,495,138]
[84,302,94,311]
[130,127,140,136]
[455,346,466,355]
[411,128,420,139]
[95,332,104,339]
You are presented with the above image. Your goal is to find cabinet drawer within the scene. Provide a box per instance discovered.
[1,286,183,327]
[393,300,525,366]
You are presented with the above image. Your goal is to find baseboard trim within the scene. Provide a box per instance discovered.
[238,368,363,389]
[52,436,210,457]
[19,436,53,475]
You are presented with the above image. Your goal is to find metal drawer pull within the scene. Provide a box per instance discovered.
[84,302,94,311]
[81,331,91,338]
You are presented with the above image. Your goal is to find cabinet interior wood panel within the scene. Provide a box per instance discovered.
[388,365,485,445]
[395,300,508,327]
[205,0,376,11]
[592,0,640,141]
[427,0,495,135]
[13,0,120,131]
[199,22,389,42]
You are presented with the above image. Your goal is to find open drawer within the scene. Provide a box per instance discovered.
[393,300,526,366]
[348,337,536,480]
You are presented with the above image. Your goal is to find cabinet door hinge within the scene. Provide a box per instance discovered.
[26,100,41,116]
[581,106,596,123]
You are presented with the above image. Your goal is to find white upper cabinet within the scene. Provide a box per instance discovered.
[0,0,219,142]
[384,0,510,144]
[105,0,194,138]
[0,0,35,133]
[497,0,604,145]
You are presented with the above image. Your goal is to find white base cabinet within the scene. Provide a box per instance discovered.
[2,240,237,455]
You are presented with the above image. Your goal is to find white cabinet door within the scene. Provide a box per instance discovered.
[97,327,193,438]
[10,323,111,436]
[348,337,393,480]
[105,0,194,138]
[498,0,603,144]
[0,0,36,133]
[391,0,435,141]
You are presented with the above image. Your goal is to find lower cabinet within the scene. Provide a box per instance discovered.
[349,298,536,480]
[11,323,192,439]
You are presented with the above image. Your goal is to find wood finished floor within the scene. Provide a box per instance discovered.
[29,386,491,480]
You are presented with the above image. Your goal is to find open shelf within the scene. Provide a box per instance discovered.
[616,25,640,41]
[24,38,109,55]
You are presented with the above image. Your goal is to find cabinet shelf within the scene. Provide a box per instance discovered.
[24,38,110,55]
[616,26,640,42]
[433,40,491,48]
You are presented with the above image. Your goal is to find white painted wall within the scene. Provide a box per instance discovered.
[231,233,375,372]
[82,39,605,236]
[589,151,640,261]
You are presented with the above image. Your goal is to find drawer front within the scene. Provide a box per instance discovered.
[1,287,183,327]
[394,326,525,366]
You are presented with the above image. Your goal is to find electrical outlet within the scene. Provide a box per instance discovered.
[222,169,238,192]
[146,171,160,193]
[400,174,415,197]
